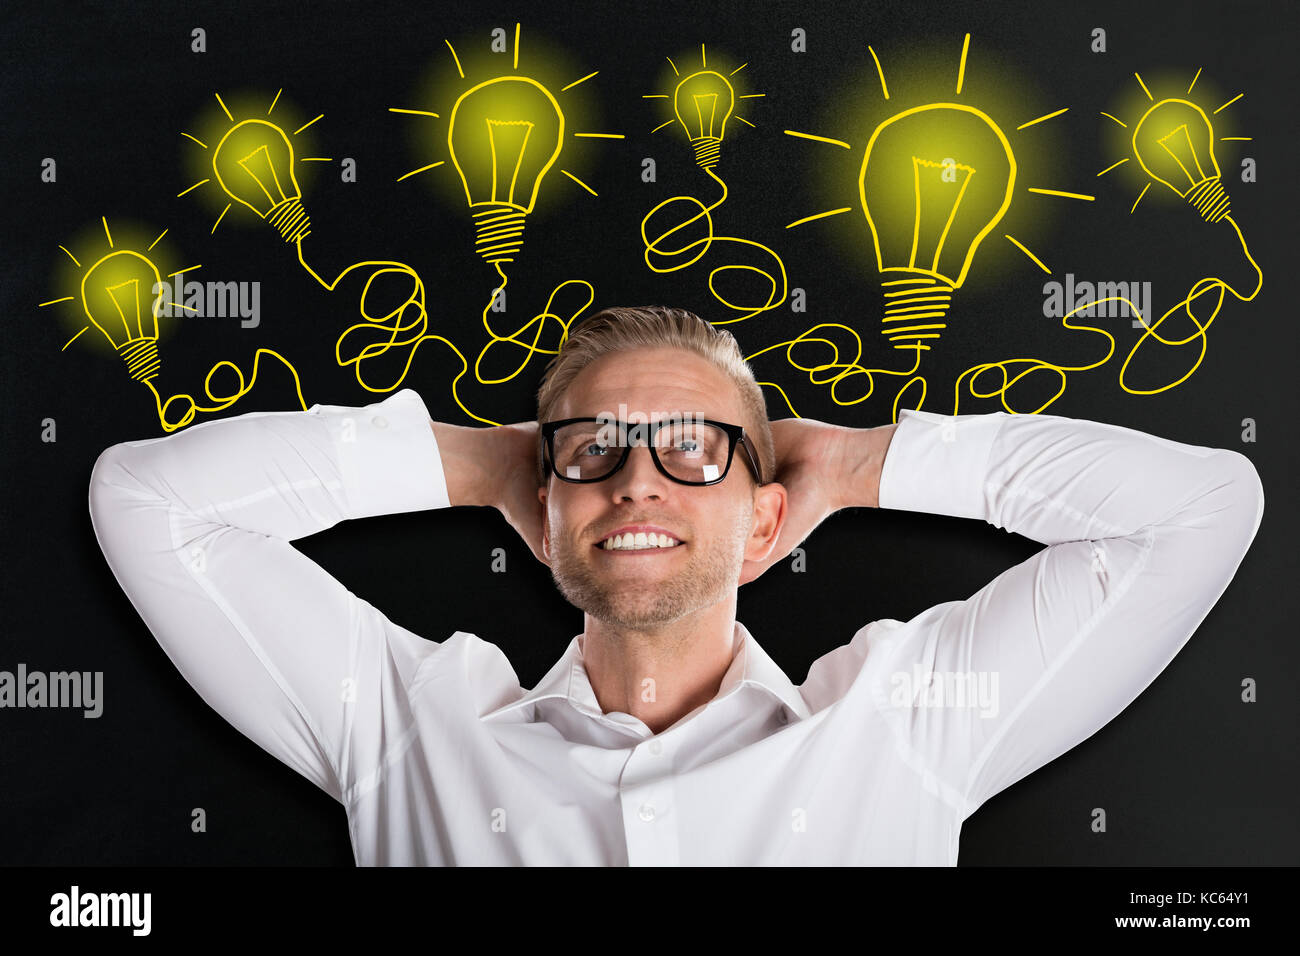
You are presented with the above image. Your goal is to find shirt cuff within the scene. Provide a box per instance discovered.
[876,409,1007,521]
[308,388,451,520]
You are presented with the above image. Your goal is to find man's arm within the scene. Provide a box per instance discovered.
[429,420,508,508]
[737,418,897,585]
[815,408,1264,819]
[88,388,462,804]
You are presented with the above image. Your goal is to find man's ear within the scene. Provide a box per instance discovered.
[745,481,788,564]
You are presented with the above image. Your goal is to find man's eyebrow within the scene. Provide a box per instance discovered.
[575,411,718,421]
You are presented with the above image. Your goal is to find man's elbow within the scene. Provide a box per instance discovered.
[87,443,148,532]
[1216,449,1265,550]
[89,445,122,525]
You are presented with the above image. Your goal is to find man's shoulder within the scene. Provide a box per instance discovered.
[364,614,521,700]
[798,618,905,711]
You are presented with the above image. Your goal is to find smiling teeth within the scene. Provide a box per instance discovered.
[601,532,681,550]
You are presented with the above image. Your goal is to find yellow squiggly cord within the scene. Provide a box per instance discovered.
[151,348,308,432]
[746,212,1260,421]
[472,262,594,394]
[294,241,593,426]
[946,212,1262,415]
[640,165,787,323]
[745,325,928,424]
[641,164,938,422]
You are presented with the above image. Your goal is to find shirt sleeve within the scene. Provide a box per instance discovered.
[868,407,1265,820]
[87,387,453,804]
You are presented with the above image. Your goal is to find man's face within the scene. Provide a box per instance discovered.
[538,346,774,631]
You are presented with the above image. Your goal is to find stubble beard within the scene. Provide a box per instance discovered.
[549,509,750,632]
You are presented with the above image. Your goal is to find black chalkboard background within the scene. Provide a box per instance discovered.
[1,0,1295,865]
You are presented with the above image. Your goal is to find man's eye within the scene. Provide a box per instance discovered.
[582,442,609,457]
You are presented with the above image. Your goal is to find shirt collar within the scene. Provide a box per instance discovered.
[482,620,812,726]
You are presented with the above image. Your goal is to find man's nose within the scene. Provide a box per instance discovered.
[610,444,667,499]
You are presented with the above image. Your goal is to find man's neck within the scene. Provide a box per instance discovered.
[580,601,739,735]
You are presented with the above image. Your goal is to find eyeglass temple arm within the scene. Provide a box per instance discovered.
[740,435,765,485]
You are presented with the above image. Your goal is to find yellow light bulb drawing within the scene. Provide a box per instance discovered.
[858,103,1016,339]
[212,119,312,242]
[447,75,564,264]
[672,70,734,168]
[52,215,309,433]
[80,250,164,384]
[1131,97,1230,222]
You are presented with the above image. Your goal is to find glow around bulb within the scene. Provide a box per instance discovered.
[857,103,1015,349]
[672,70,734,169]
[81,249,164,383]
[212,119,311,242]
[859,103,1015,290]
[447,75,564,264]
[1132,97,1230,222]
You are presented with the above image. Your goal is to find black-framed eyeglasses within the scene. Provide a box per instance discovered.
[541,416,765,487]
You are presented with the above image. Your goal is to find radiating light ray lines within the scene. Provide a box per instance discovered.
[379,23,610,412]
[44,215,308,432]
[173,64,609,427]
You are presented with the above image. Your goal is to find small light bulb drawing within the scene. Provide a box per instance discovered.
[672,69,734,169]
[447,76,564,264]
[80,250,164,384]
[858,103,1016,333]
[1131,97,1230,222]
[212,119,312,242]
[645,46,758,169]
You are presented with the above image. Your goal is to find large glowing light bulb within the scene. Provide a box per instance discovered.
[81,250,164,384]
[447,75,564,264]
[1132,97,1230,222]
[858,103,1015,346]
[672,70,734,169]
[212,119,312,242]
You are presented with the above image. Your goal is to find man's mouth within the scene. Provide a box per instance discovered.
[595,531,686,552]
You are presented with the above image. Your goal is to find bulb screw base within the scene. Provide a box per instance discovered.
[118,336,161,384]
[691,137,722,169]
[471,205,527,264]
[880,274,954,351]
[1185,177,1231,223]
[267,197,312,243]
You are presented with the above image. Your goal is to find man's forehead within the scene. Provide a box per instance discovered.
[559,394,725,419]
[554,351,742,421]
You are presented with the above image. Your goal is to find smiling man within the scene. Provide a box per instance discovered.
[531,337,789,735]
[88,305,1264,865]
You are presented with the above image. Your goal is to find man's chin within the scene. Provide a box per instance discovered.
[572,577,693,627]
[550,544,725,628]
[591,606,687,632]
[590,590,676,625]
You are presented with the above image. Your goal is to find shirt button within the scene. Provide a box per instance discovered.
[638,803,656,822]
[372,416,388,429]
[648,740,663,755]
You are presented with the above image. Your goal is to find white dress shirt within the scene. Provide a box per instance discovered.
[87,388,1264,865]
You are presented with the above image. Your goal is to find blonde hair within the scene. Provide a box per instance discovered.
[535,306,774,487]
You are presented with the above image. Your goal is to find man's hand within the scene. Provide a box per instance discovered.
[431,420,548,566]
[490,421,549,567]
[737,417,897,586]
[435,416,896,582]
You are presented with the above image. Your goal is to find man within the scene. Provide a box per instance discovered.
[88,305,1264,865]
